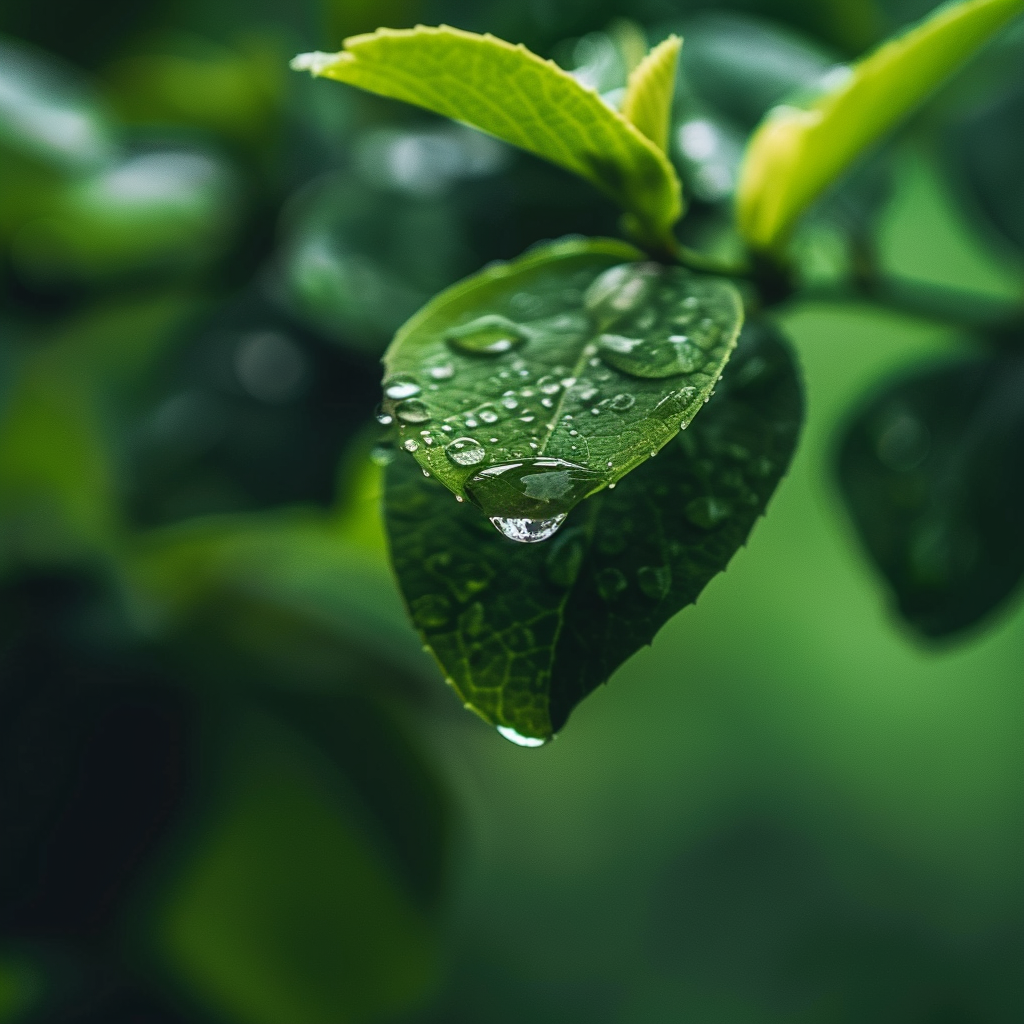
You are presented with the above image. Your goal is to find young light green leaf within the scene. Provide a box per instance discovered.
[291,26,683,247]
[621,34,682,153]
[378,237,743,543]
[736,0,1024,250]
[384,322,804,742]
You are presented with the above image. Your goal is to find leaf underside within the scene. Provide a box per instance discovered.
[837,352,1024,638]
[384,321,804,741]
[380,237,744,529]
[736,0,1024,249]
[291,25,683,244]
[621,35,682,153]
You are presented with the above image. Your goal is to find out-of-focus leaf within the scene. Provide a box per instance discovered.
[12,149,240,284]
[384,321,803,743]
[944,76,1024,254]
[160,708,438,1024]
[0,34,118,172]
[672,13,835,130]
[291,26,683,247]
[0,297,200,565]
[837,352,1024,637]
[380,238,743,540]
[104,34,284,145]
[124,507,428,690]
[737,0,1024,250]
[621,35,681,153]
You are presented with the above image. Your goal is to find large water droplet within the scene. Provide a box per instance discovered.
[446,436,486,467]
[497,725,547,747]
[465,458,603,523]
[685,496,733,529]
[446,314,529,355]
[490,514,567,543]
[384,376,421,400]
[395,398,430,423]
[597,332,707,379]
[637,565,671,600]
[596,567,627,600]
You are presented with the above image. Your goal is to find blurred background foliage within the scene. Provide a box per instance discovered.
[0,0,1021,1020]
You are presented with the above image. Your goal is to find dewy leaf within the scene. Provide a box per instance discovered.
[378,237,744,543]
[837,352,1024,638]
[384,321,804,743]
[621,35,682,153]
[291,26,683,246]
[736,0,1024,250]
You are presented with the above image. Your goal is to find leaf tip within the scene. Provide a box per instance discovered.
[290,50,340,75]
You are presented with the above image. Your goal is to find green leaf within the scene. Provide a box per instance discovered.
[379,237,744,542]
[837,352,1024,638]
[736,0,1024,250]
[291,26,683,246]
[621,34,682,153]
[383,321,804,742]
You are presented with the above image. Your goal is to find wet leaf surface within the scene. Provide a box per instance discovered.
[380,237,744,542]
[837,352,1024,637]
[384,321,803,742]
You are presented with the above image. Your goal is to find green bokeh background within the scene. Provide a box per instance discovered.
[0,0,1020,1021]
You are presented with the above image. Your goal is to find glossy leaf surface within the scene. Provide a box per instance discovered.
[621,35,681,153]
[736,0,1024,249]
[384,321,804,742]
[291,26,683,245]
[379,238,744,540]
[837,353,1024,637]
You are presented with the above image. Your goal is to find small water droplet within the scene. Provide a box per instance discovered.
[422,468,430,477]
[429,363,455,380]
[541,397,554,408]
[497,725,547,747]
[685,496,732,529]
[569,429,578,436]
[395,398,430,423]
[446,315,530,355]
[519,415,535,423]
[490,514,567,543]
[637,565,671,600]
[478,405,500,424]
[596,567,627,600]
[465,416,479,428]
[384,376,421,400]
[537,375,562,394]
[403,438,419,452]
[375,405,393,426]
[441,424,453,433]
[501,396,518,410]
[446,436,487,466]
[609,393,635,412]
[411,593,451,628]
[455,495,464,502]
[561,377,577,388]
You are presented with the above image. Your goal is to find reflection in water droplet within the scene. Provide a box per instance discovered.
[685,496,732,529]
[446,436,486,466]
[465,458,603,525]
[478,405,500,424]
[395,398,430,423]
[429,363,455,380]
[402,438,419,452]
[489,514,567,543]
[497,725,547,747]
[384,376,421,400]
[637,565,671,600]
[596,567,627,600]
[446,314,529,355]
